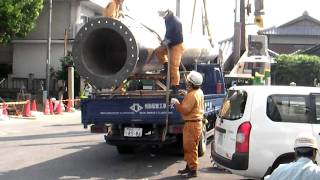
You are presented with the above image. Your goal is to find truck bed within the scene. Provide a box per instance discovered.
[81,91,225,128]
[81,92,177,127]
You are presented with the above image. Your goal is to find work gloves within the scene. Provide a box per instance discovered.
[170,98,179,106]
[161,39,170,47]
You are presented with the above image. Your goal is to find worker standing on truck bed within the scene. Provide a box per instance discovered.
[171,71,204,178]
[155,9,184,94]
[103,0,123,19]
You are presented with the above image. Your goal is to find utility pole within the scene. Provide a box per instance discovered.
[46,0,52,97]
[176,0,180,18]
[229,0,246,71]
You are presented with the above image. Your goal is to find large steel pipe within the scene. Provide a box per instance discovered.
[72,17,216,89]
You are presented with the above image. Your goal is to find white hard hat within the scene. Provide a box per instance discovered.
[294,133,318,150]
[158,10,168,18]
[187,71,203,86]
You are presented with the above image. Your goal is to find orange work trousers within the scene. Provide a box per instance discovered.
[183,121,202,170]
[154,43,184,86]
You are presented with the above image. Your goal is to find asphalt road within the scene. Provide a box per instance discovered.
[0,112,244,180]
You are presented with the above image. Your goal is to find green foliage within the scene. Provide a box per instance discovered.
[271,54,320,86]
[0,0,44,43]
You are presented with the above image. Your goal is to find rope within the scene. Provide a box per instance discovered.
[124,14,162,42]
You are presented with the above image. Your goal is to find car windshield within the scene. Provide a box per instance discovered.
[219,90,247,120]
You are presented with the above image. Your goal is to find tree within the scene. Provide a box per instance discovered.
[0,0,44,43]
[271,54,320,86]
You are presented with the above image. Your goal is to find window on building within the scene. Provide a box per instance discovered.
[314,96,320,123]
[80,16,90,24]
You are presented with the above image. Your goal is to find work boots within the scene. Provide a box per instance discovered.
[185,170,197,178]
[160,62,168,76]
[178,165,190,174]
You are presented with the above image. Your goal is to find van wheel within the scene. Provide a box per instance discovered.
[198,125,207,157]
[116,145,134,154]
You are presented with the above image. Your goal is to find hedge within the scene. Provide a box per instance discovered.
[271,54,320,86]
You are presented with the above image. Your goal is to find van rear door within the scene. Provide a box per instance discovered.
[310,94,320,163]
[214,89,249,160]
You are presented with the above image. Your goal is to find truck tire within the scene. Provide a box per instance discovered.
[116,146,134,154]
[198,125,207,157]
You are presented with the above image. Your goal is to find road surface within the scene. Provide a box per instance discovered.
[0,112,245,180]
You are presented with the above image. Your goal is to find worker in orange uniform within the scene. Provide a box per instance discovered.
[103,0,124,19]
[170,71,204,178]
[155,9,184,94]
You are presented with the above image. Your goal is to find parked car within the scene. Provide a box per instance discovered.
[211,85,320,178]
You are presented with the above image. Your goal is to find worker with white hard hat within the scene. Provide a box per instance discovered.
[155,9,184,94]
[170,71,204,178]
[265,133,320,180]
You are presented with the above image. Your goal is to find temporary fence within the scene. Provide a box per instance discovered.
[0,98,81,119]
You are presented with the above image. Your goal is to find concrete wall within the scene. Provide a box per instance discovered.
[7,0,100,80]
[25,1,72,40]
[12,43,65,79]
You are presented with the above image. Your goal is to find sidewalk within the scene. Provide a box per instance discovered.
[0,110,81,124]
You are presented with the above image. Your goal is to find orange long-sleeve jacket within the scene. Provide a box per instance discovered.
[175,89,204,121]
[103,0,121,19]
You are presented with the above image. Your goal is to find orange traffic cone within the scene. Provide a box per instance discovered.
[55,100,62,114]
[43,99,50,115]
[0,103,9,121]
[66,99,71,112]
[31,100,37,111]
[49,100,54,114]
[23,100,31,117]
[2,102,8,116]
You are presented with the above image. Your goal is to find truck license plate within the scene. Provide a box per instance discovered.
[124,127,142,137]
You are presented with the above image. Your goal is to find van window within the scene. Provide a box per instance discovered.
[219,90,247,120]
[267,95,309,123]
[314,96,320,123]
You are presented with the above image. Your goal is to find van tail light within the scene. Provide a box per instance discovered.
[236,121,251,153]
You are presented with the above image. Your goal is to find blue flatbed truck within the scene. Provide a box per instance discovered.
[80,63,226,155]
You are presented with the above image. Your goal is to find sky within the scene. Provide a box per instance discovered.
[93,0,320,43]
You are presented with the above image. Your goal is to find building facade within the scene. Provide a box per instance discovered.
[258,11,320,55]
[0,0,104,95]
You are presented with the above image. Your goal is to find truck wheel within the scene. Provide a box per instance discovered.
[198,125,207,157]
[116,146,134,154]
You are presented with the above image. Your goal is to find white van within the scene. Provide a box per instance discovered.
[211,85,320,178]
